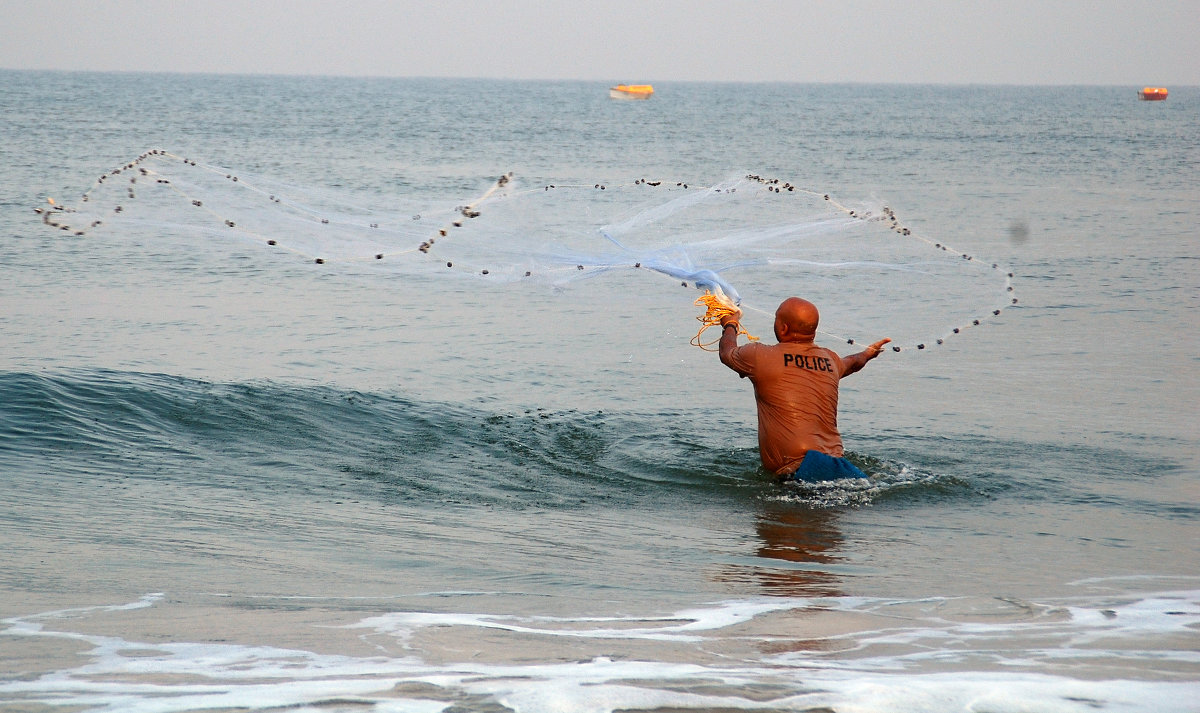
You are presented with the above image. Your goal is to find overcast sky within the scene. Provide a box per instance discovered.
[2,1,1197,85]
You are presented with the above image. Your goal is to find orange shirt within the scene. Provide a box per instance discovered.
[722,341,845,474]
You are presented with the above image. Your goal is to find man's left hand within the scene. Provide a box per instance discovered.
[865,338,892,358]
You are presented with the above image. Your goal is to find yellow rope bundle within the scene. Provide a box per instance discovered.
[691,291,757,351]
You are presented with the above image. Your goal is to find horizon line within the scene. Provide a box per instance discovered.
[1,67,1192,89]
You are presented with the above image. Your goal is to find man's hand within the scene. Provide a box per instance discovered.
[841,337,892,377]
[720,308,743,327]
[864,338,892,360]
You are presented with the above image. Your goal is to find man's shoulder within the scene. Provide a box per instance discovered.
[732,340,772,361]
[722,339,766,377]
[736,340,768,353]
[806,343,845,370]
[811,343,843,359]
[794,341,841,357]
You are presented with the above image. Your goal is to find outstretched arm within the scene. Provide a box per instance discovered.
[840,338,891,377]
[717,309,748,375]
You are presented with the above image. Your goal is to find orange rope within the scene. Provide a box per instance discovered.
[691,291,757,351]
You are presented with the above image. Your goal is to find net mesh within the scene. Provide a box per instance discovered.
[39,151,1017,352]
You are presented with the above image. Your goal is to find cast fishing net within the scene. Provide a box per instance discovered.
[39,150,1016,352]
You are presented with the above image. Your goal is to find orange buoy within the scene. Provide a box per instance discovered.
[1138,87,1168,101]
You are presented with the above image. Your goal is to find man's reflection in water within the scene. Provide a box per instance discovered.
[746,501,845,597]
[707,492,855,655]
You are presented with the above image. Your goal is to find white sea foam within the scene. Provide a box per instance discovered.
[349,598,796,643]
[3,589,1197,713]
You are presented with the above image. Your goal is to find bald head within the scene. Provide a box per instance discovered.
[774,297,819,343]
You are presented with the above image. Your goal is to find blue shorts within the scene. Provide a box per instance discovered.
[783,450,868,483]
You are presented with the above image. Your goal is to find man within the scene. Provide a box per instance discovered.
[718,297,890,482]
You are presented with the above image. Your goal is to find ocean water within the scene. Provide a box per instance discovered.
[1,71,1198,712]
